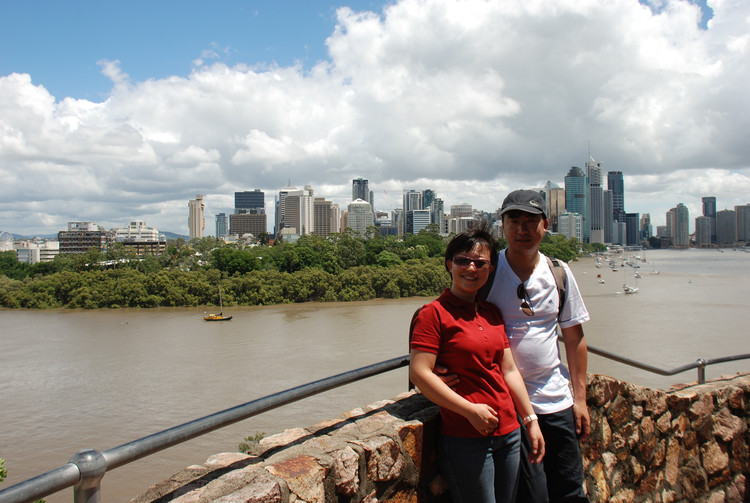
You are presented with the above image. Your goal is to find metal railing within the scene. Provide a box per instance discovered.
[1,345,748,503]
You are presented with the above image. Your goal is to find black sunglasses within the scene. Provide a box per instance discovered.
[516,283,534,316]
[452,255,491,270]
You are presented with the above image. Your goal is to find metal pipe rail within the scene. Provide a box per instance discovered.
[1,346,748,503]
[0,356,410,503]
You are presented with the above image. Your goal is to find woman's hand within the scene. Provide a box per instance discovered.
[525,420,545,464]
[466,403,499,435]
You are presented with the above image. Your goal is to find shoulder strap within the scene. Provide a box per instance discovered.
[545,255,567,320]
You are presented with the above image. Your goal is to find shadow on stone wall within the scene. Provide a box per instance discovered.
[132,373,749,503]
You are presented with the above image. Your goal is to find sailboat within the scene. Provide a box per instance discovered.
[204,286,233,321]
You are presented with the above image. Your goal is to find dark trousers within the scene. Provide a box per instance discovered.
[517,407,589,503]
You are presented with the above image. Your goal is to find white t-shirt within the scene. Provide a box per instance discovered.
[486,250,590,414]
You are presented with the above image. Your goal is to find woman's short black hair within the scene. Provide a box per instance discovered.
[444,220,499,273]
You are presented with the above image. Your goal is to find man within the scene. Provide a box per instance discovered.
[486,189,590,503]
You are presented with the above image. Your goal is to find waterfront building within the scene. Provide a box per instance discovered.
[229,212,267,239]
[668,203,690,248]
[695,216,712,247]
[346,199,374,237]
[58,222,111,254]
[640,213,652,240]
[188,195,205,239]
[565,166,588,243]
[587,158,605,244]
[608,171,625,223]
[716,209,737,246]
[603,190,615,244]
[215,213,229,239]
[558,211,583,242]
[735,204,750,243]
[352,178,370,205]
[235,190,265,214]
[625,213,640,246]
[15,239,59,264]
[113,220,167,256]
[702,196,717,244]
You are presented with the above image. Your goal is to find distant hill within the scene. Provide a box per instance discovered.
[162,231,189,241]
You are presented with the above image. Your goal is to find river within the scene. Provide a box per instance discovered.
[0,247,748,502]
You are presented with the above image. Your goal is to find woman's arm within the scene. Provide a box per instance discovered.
[410,349,499,435]
[500,347,545,463]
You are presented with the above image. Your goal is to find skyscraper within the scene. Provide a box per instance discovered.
[587,157,605,244]
[695,216,711,247]
[352,178,369,204]
[215,213,229,238]
[346,199,374,237]
[275,184,314,238]
[188,195,205,239]
[736,204,750,243]
[235,190,265,214]
[702,196,717,244]
[564,166,588,243]
[716,209,737,245]
[668,203,689,248]
[608,171,625,223]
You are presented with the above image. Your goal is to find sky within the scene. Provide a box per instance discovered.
[1,0,747,237]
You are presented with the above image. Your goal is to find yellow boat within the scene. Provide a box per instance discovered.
[204,286,232,321]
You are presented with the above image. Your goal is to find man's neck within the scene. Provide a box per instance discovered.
[505,248,540,282]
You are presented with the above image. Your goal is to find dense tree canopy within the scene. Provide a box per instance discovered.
[0,228,589,309]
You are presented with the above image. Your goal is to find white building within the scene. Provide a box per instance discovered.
[558,212,583,241]
[113,220,167,255]
[188,195,205,239]
[346,199,375,237]
[15,240,60,264]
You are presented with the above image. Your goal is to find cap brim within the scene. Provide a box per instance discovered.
[500,204,545,216]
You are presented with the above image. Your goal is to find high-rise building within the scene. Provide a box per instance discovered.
[639,213,652,240]
[702,196,717,244]
[716,209,737,245]
[235,190,265,214]
[188,195,205,239]
[275,184,314,238]
[346,199,374,237]
[625,213,640,246]
[735,204,750,243]
[695,216,712,247]
[565,166,588,243]
[229,213,267,238]
[423,189,437,210]
[431,198,446,234]
[558,212,583,241]
[607,171,625,223]
[216,213,229,238]
[603,190,615,243]
[587,158,605,244]
[352,178,369,204]
[544,183,565,234]
[668,203,690,248]
[314,197,336,237]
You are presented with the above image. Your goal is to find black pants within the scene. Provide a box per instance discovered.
[516,407,589,503]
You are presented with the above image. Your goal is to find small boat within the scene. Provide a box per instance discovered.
[623,284,639,294]
[204,287,232,321]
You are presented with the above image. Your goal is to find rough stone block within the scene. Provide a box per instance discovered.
[208,469,286,503]
[265,454,328,503]
[713,408,746,442]
[352,435,404,482]
[331,445,360,496]
[702,441,729,475]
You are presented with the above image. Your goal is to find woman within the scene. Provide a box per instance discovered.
[410,224,544,503]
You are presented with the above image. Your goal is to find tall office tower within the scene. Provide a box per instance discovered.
[314,198,334,237]
[702,196,717,244]
[607,171,625,223]
[407,209,432,234]
[331,203,342,234]
[564,166,589,243]
[352,178,369,204]
[423,189,437,210]
[665,207,675,240]
[544,182,565,233]
[669,203,690,248]
[736,204,750,243]
[188,195,205,239]
[716,209,737,245]
[625,213,640,246]
[695,216,712,247]
[215,213,229,238]
[431,198,446,233]
[346,199,375,237]
[603,190,614,243]
[235,189,265,214]
[369,191,375,211]
[275,184,314,238]
[587,158,605,244]
[639,213,652,240]
[403,189,424,234]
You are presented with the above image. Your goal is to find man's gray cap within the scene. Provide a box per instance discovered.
[499,189,547,217]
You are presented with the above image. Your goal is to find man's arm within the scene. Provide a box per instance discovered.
[561,323,590,438]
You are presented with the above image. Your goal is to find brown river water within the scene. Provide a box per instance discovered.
[1,248,748,502]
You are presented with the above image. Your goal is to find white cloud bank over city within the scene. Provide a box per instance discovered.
[1,0,749,236]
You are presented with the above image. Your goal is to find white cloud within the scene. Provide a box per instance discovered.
[1,0,749,235]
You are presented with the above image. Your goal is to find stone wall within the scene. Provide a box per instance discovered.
[133,373,749,503]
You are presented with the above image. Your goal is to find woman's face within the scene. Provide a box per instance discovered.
[447,244,494,299]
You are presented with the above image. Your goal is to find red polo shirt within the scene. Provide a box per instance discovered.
[411,289,519,437]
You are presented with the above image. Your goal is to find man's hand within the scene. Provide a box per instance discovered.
[434,365,460,388]
[573,400,590,439]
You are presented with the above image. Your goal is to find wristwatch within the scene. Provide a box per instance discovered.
[522,414,538,425]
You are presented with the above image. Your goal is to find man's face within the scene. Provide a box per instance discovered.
[502,210,549,252]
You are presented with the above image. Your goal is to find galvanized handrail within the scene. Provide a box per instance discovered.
[1,346,748,503]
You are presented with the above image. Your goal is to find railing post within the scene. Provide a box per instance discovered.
[696,358,706,384]
[69,449,106,503]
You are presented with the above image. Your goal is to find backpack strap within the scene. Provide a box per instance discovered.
[545,255,567,320]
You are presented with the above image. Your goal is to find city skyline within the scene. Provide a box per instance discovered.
[2,0,748,237]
